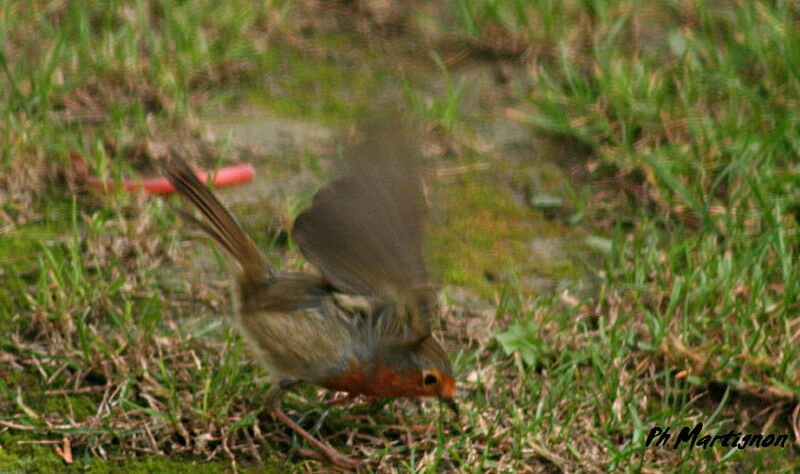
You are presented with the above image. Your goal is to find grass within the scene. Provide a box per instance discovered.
[1,0,799,471]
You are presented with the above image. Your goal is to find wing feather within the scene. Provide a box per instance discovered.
[292,114,434,337]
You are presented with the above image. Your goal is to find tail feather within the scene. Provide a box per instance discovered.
[164,158,270,285]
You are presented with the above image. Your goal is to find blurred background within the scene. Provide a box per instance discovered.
[1,0,798,471]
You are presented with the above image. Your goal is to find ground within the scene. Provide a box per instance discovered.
[1,1,799,472]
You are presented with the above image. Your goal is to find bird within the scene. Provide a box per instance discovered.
[163,117,456,468]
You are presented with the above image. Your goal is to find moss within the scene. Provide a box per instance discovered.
[0,431,67,473]
[82,458,242,473]
[431,173,582,297]
[0,429,289,473]
[0,433,246,473]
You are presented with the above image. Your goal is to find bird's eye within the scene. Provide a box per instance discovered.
[422,371,438,385]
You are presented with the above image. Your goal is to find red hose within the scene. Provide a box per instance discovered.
[71,152,255,194]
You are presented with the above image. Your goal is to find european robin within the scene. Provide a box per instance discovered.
[163,119,456,468]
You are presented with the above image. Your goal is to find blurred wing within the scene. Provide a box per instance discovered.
[292,116,432,318]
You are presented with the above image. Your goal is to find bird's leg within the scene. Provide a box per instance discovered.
[264,380,297,407]
[267,381,363,469]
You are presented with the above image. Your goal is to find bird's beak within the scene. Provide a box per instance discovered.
[442,397,459,415]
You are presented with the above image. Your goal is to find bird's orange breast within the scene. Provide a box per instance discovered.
[322,362,437,399]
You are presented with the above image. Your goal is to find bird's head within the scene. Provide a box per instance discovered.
[322,333,458,413]
[377,334,458,413]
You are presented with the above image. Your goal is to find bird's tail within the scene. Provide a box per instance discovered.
[164,158,271,286]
